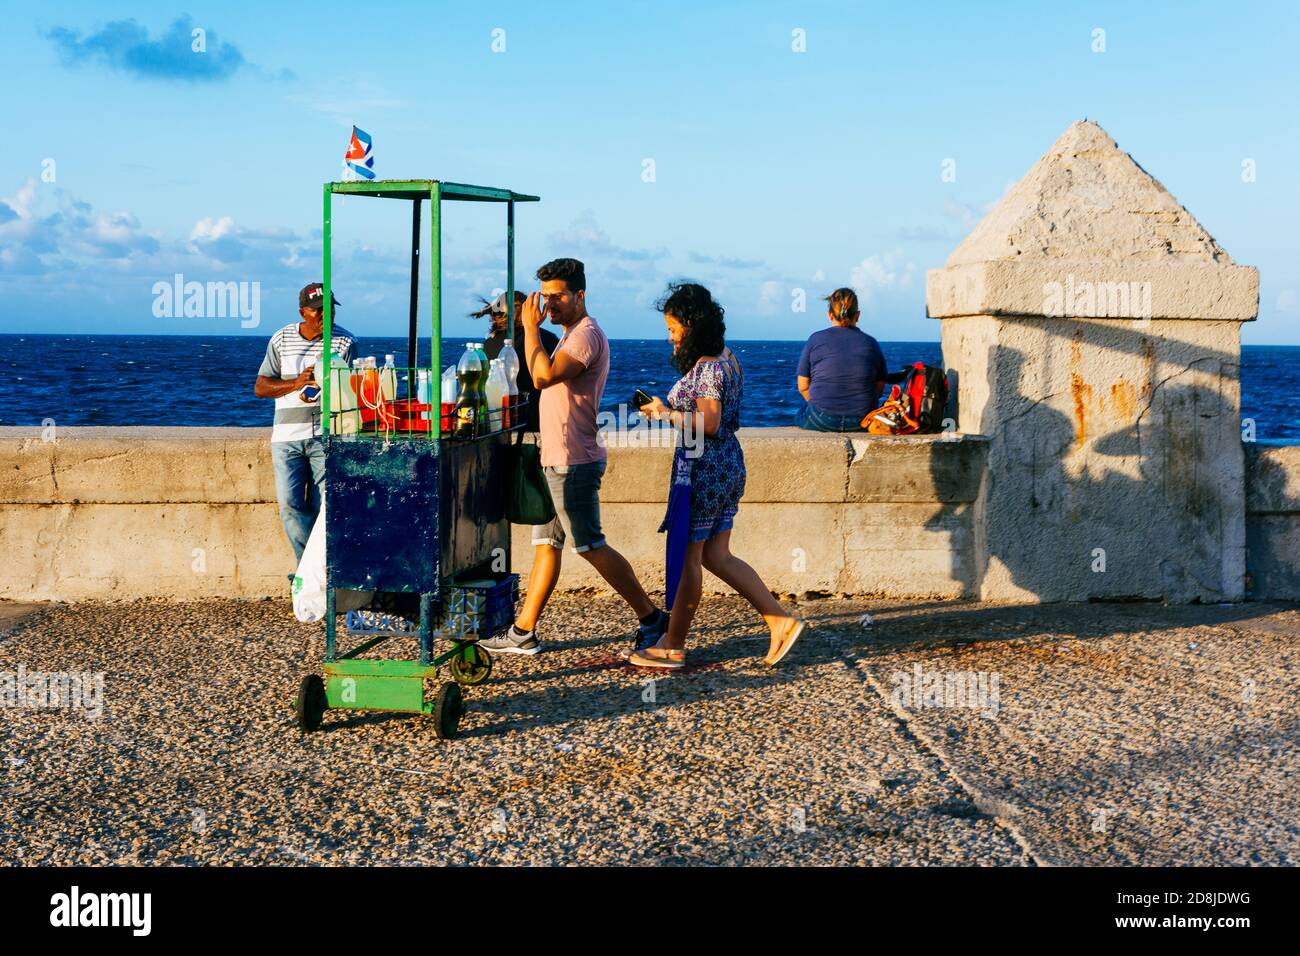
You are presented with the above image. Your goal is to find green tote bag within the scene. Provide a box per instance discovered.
[506,431,556,525]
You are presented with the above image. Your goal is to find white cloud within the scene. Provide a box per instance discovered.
[849,250,916,303]
[0,178,160,272]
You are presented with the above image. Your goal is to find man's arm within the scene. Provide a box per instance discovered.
[797,375,811,401]
[253,335,315,397]
[520,292,587,389]
[255,371,314,398]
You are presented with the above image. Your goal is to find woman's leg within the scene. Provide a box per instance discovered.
[661,541,706,650]
[702,530,805,661]
[702,530,788,623]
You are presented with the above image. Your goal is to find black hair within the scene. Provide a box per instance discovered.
[655,281,726,375]
[536,257,586,293]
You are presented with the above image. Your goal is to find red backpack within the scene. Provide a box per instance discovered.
[902,363,949,433]
[861,362,949,435]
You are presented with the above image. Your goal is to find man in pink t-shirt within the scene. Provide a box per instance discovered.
[479,258,668,657]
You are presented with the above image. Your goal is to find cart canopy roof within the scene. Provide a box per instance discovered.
[327,180,539,203]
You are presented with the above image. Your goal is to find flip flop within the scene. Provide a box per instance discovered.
[628,645,686,669]
[764,617,807,667]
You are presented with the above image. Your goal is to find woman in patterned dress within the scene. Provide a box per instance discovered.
[631,282,807,669]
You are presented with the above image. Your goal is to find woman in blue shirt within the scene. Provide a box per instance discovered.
[795,288,890,431]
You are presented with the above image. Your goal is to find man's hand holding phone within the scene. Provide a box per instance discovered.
[295,365,318,402]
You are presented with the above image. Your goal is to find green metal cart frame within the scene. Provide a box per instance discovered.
[292,179,540,737]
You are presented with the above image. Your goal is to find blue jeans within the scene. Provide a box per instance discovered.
[796,403,866,432]
[271,438,327,564]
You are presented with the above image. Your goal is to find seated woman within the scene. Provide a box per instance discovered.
[795,288,891,431]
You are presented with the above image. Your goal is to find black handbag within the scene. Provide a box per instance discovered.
[506,431,555,525]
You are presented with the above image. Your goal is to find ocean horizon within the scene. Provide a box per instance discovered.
[3,332,1297,443]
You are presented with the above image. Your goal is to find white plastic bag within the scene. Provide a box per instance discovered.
[291,500,374,622]
[292,501,327,622]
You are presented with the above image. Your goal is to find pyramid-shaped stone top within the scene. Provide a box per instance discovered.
[946,120,1232,267]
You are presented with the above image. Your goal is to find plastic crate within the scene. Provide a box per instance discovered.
[438,574,519,641]
[345,609,419,636]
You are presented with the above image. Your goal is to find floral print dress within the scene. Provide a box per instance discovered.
[660,349,746,542]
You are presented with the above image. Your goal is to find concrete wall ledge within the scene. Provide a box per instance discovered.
[0,427,989,505]
[1245,444,1300,600]
[0,426,990,601]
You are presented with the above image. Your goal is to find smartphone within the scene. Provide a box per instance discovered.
[300,384,322,402]
[632,388,652,409]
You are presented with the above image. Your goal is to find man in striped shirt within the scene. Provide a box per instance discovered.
[254,282,357,571]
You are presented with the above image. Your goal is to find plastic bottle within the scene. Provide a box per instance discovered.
[485,359,508,433]
[415,370,433,413]
[499,338,521,428]
[380,354,398,402]
[453,344,483,439]
[440,364,459,435]
[472,343,491,430]
[315,353,360,434]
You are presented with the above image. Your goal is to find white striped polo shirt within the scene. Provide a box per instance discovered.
[258,322,357,442]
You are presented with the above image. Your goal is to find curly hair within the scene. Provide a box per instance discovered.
[535,257,586,293]
[655,282,726,375]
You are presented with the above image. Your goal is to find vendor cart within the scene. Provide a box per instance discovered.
[291,179,539,737]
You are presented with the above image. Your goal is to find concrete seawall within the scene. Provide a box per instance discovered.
[1246,444,1300,600]
[3,427,1298,602]
[0,426,990,602]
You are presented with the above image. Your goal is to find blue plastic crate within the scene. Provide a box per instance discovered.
[439,574,519,641]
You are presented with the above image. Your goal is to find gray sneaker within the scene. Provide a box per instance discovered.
[481,626,541,656]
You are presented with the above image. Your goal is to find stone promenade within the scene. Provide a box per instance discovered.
[1,596,1295,865]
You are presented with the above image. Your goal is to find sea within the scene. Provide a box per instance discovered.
[1,334,1296,444]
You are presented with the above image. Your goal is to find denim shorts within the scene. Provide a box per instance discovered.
[532,461,607,553]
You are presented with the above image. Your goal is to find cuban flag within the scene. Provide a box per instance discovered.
[344,126,375,180]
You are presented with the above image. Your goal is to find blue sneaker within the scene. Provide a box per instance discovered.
[622,609,668,657]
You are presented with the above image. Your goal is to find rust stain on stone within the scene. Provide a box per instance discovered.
[1111,380,1138,420]
[1140,337,1156,398]
[1071,373,1091,445]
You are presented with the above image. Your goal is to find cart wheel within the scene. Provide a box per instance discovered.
[433,682,463,740]
[295,674,327,732]
[449,643,493,686]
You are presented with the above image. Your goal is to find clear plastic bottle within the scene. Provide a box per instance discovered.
[499,338,521,428]
[315,352,360,434]
[380,354,398,403]
[485,358,508,432]
[439,364,459,436]
[472,343,490,430]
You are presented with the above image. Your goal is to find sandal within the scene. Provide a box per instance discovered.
[764,616,807,667]
[628,644,686,669]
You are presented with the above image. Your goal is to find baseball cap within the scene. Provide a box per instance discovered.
[299,282,341,310]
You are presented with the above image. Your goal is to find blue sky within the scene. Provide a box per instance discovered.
[1,0,1297,342]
